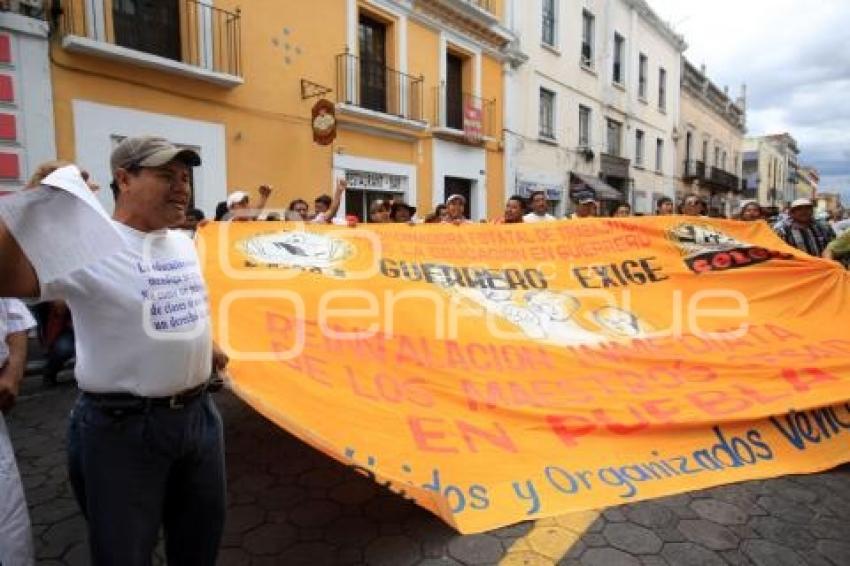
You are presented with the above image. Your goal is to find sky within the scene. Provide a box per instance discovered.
[649,0,850,201]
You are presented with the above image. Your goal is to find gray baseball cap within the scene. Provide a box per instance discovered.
[110,136,201,175]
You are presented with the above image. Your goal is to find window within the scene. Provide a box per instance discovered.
[656,138,664,172]
[702,139,708,162]
[613,33,625,84]
[542,0,556,48]
[579,105,591,147]
[714,146,721,167]
[638,54,648,99]
[539,88,555,139]
[581,10,594,67]
[721,151,727,171]
[635,129,645,167]
[446,52,464,129]
[358,15,388,113]
[113,0,180,61]
[606,119,622,156]
[658,67,667,111]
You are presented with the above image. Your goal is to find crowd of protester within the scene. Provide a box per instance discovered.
[213,181,847,269]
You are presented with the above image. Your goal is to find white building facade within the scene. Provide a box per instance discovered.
[503,0,686,216]
[742,133,800,212]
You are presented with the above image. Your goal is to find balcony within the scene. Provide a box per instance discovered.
[58,0,242,87]
[433,85,495,143]
[682,160,706,181]
[708,166,740,192]
[336,52,425,127]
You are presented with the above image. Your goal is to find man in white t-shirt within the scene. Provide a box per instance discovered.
[0,136,229,565]
[0,298,36,566]
[523,190,557,222]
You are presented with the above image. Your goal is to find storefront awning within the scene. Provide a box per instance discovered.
[569,173,622,201]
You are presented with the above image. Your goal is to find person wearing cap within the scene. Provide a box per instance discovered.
[443,194,473,224]
[572,197,598,219]
[523,190,556,223]
[738,200,763,221]
[390,200,417,223]
[224,185,272,221]
[774,198,835,257]
[0,136,229,564]
[680,194,707,216]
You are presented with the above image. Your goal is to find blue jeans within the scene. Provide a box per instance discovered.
[67,392,226,566]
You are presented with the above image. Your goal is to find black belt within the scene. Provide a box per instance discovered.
[83,382,208,411]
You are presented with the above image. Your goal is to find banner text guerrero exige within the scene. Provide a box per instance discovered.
[198,217,850,533]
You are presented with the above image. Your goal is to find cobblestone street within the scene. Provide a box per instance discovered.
[7,376,850,566]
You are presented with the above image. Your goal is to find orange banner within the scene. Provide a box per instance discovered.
[198,217,850,533]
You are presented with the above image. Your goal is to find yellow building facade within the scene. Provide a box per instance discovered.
[677,60,745,217]
[48,0,515,220]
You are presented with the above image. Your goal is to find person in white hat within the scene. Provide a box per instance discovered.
[224,185,272,221]
[572,196,598,219]
[443,194,473,224]
[773,198,836,257]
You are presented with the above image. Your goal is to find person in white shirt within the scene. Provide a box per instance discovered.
[572,197,598,219]
[523,190,557,223]
[0,136,229,565]
[0,298,36,566]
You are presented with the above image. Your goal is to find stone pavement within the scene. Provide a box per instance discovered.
[7,376,850,566]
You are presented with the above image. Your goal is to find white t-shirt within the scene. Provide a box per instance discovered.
[523,212,557,223]
[42,222,212,396]
[0,299,36,366]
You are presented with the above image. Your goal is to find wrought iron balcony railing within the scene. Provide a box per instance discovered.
[682,160,706,180]
[336,51,424,122]
[433,84,495,140]
[59,0,242,78]
[709,166,740,191]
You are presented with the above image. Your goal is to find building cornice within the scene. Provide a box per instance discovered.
[369,0,523,63]
[414,0,515,49]
[682,59,745,133]
[623,0,688,52]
